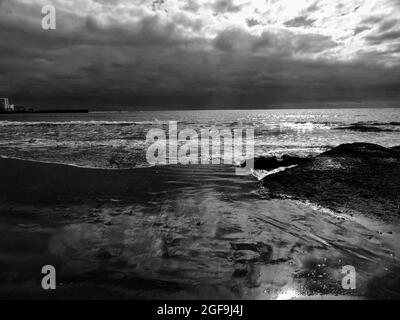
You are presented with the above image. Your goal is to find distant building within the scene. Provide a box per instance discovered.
[0,97,10,111]
[0,98,15,111]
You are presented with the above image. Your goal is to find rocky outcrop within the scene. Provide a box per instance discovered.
[241,155,310,170]
[262,143,400,222]
[333,125,395,132]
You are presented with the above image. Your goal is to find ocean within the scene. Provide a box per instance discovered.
[0,108,399,168]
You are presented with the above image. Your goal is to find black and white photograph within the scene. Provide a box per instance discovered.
[0,0,400,304]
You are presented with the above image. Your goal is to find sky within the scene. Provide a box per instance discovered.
[1,0,400,110]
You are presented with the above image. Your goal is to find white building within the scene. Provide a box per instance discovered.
[0,98,13,111]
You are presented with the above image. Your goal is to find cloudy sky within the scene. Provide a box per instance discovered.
[1,0,400,109]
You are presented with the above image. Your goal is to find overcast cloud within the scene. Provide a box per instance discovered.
[1,0,400,109]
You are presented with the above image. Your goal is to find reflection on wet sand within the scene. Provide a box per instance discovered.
[0,160,399,299]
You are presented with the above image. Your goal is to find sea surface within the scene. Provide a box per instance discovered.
[0,107,400,299]
[0,108,399,168]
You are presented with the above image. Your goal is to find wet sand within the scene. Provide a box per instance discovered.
[0,157,400,299]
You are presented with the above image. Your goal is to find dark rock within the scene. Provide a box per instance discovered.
[241,155,310,170]
[241,156,279,170]
[262,143,400,222]
[322,143,397,158]
[334,125,394,132]
[281,155,311,167]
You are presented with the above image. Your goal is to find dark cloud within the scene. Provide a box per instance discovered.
[1,0,400,110]
[306,2,320,13]
[284,16,316,28]
[246,18,260,28]
[353,16,382,36]
[0,6,190,50]
[354,26,371,35]
[360,15,383,26]
[211,0,244,14]
[361,14,400,44]
[366,30,400,44]
[213,28,337,55]
[379,19,398,32]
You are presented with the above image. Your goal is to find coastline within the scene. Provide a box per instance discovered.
[0,143,400,299]
[3,142,398,220]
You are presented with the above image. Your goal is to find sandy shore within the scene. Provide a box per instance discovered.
[0,148,400,299]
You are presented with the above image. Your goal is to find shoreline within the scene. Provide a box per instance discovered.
[0,143,400,299]
[1,142,399,221]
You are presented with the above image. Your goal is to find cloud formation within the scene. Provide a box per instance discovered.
[1,0,400,109]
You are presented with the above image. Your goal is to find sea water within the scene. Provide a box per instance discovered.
[0,108,399,168]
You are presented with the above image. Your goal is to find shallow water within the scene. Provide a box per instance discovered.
[1,164,399,299]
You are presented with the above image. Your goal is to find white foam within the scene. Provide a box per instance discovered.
[251,165,298,180]
[0,154,152,170]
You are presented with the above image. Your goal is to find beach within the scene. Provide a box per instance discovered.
[0,145,399,299]
[0,108,399,299]
[3,0,400,304]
